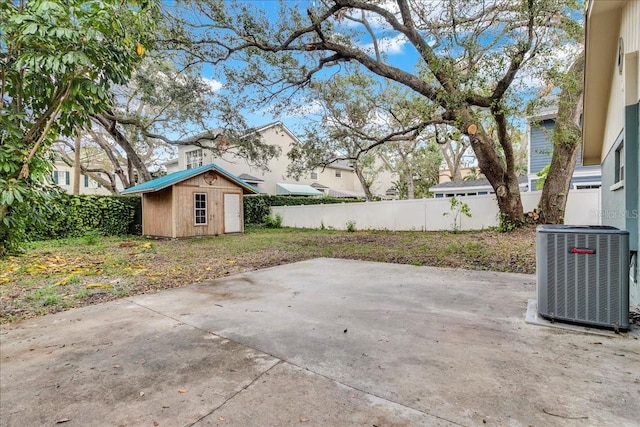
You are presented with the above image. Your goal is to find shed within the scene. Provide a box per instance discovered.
[121,164,258,238]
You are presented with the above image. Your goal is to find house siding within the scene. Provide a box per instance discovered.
[529,119,554,174]
[529,118,602,190]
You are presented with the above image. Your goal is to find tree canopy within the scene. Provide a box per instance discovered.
[0,0,159,255]
[169,0,583,227]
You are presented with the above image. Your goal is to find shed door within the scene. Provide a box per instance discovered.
[223,193,241,233]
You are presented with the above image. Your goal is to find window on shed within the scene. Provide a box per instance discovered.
[310,170,318,180]
[194,193,207,225]
[186,149,204,169]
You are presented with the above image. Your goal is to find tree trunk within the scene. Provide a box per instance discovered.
[461,112,524,227]
[354,166,373,201]
[91,113,152,183]
[538,138,580,224]
[0,205,8,257]
[538,51,585,224]
[72,134,81,195]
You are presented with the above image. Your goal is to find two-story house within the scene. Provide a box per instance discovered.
[527,100,602,190]
[51,159,122,195]
[165,121,394,198]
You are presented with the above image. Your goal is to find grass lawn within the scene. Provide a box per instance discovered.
[0,226,536,323]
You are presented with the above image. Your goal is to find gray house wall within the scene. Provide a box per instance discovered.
[529,118,601,190]
[602,104,639,252]
[601,103,639,311]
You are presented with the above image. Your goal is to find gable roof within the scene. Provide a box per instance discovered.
[121,163,259,195]
[430,177,528,192]
[237,173,264,183]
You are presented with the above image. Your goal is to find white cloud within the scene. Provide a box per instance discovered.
[360,34,408,56]
[202,77,223,92]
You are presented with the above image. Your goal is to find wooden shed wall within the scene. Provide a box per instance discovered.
[173,173,244,238]
[142,187,173,237]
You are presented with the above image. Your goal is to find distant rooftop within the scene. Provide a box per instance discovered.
[431,176,528,190]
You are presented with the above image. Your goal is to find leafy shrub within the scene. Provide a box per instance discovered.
[263,213,283,228]
[25,194,141,240]
[443,196,472,233]
[346,220,356,232]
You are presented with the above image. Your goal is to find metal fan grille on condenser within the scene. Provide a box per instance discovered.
[536,225,629,330]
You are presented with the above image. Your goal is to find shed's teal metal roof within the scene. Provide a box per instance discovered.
[121,163,259,195]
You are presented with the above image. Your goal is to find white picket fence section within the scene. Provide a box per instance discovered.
[271,189,601,231]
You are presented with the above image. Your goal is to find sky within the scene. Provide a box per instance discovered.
[161,0,582,166]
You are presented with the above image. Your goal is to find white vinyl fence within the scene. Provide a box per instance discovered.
[271,189,601,231]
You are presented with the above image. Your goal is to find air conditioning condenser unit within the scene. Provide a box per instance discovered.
[536,225,629,330]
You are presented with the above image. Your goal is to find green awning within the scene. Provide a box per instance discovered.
[276,183,323,196]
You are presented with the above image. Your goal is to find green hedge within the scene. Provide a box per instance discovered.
[243,194,358,224]
[26,194,141,240]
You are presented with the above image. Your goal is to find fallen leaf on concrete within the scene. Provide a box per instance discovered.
[153,422,159,426]
[113,365,120,368]
[178,389,187,394]
[218,416,226,421]
[55,419,71,424]
[300,418,309,423]
[139,391,145,396]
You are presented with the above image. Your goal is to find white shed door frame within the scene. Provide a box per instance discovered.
[223,193,241,233]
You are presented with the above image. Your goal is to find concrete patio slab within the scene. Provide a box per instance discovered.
[1,258,639,427]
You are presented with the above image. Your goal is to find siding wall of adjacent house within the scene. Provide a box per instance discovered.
[272,189,601,231]
[52,161,115,195]
[529,119,555,174]
[529,118,601,190]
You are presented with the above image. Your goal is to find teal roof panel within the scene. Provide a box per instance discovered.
[121,163,259,195]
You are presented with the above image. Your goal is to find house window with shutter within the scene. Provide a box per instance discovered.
[194,193,207,225]
[335,170,342,178]
[53,171,70,185]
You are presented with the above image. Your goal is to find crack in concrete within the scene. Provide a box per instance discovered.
[127,298,467,427]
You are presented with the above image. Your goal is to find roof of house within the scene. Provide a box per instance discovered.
[528,95,558,121]
[430,177,528,192]
[326,160,355,171]
[120,163,259,195]
[327,188,364,199]
[237,173,264,183]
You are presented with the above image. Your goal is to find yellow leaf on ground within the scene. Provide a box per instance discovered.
[85,284,112,289]
[55,274,74,286]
